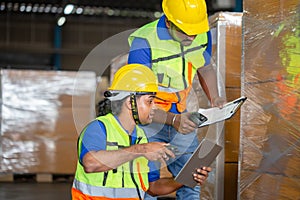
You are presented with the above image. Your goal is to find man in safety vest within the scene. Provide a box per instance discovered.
[72,64,211,200]
[128,0,226,199]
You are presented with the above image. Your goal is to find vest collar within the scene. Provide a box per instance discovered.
[157,15,173,40]
[113,115,138,143]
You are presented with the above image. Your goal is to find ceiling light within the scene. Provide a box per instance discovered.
[64,4,74,15]
[57,7,63,14]
[0,3,5,11]
[106,8,114,16]
[44,4,51,13]
[51,6,58,13]
[32,4,38,12]
[13,3,19,11]
[20,4,26,12]
[26,4,32,12]
[38,4,45,13]
[76,7,83,14]
[154,11,162,18]
[57,16,66,26]
[7,2,12,11]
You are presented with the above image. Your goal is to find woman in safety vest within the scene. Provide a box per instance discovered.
[128,0,226,199]
[71,64,211,200]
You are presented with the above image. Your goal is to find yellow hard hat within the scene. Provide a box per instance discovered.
[162,0,209,35]
[109,64,158,93]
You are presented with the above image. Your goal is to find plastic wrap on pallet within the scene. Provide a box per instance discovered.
[0,69,96,174]
[240,0,300,199]
[189,12,243,200]
[190,12,243,108]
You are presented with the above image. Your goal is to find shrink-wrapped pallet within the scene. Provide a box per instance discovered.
[239,0,300,199]
[0,70,96,175]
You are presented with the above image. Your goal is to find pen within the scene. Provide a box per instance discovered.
[175,152,194,156]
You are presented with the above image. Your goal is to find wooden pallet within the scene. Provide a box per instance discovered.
[0,173,74,183]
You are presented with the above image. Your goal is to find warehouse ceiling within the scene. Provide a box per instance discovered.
[0,0,234,71]
[0,0,163,18]
[0,0,226,18]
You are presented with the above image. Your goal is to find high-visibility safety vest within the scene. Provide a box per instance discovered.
[129,19,209,112]
[72,113,150,200]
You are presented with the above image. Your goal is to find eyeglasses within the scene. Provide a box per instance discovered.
[169,21,187,35]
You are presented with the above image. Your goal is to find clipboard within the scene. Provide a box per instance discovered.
[197,96,247,127]
[174,139,222,188]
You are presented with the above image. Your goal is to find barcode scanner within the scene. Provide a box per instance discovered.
[189,112,208,126]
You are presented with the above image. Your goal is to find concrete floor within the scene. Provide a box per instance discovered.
[0,182,72,200]
[0,182,175,200]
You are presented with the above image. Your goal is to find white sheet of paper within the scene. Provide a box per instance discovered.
[197,96,247,127]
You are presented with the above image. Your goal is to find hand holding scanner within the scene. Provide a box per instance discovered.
[189,112,208,127]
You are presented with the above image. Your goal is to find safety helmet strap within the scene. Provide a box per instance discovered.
[129,92,156,125]
[130,94,141,125]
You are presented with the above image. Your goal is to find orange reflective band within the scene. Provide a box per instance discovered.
[188,62,193,85]
[137,162,147,192]
[71,187,140,200]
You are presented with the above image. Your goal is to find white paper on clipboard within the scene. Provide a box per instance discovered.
[198,96,247,127]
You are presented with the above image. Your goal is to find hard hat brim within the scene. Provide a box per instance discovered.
[175,16,209,35]
[107,92,130,101]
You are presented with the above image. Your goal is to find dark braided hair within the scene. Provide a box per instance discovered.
[97,91,112,117]
[97,91,129,117]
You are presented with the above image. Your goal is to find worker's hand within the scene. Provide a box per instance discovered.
[211,96,227,108]
[193,166,212,186]
[172,112,198,134]
[141,142,175,162]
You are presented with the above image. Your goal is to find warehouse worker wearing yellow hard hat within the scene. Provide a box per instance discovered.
[71,64,211,200]
[128,0,226,199]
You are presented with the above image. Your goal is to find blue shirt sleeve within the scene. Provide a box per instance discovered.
[203,31,212,66]
[147,161,160,182]
[79,120,106,163]
[128,38,152,68]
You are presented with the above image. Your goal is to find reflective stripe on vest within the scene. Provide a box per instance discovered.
[72,179,145,199]
[72,113,149,199]
[129,19,208,112]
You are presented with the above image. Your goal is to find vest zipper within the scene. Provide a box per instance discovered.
[129,135,142,200]
[102,171,108,186]
[130,160,142,200]
[122,166,125,187]
[136,136,143,144]
[102,119,109,186]
[180,43,188,88]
